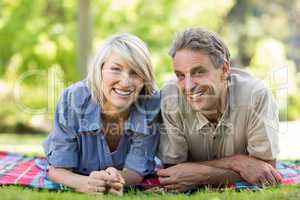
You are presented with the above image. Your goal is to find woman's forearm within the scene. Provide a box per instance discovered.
[48,166,88,192]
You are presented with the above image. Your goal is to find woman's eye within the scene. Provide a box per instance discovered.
[111,67,121,71]
[130,71,139,77]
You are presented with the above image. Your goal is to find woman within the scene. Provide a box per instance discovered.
[43,33,161,195]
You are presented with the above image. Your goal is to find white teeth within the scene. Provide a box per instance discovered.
[113,88,133,96]
[190,91,204,99]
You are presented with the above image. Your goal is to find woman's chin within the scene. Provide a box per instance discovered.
[108,100,133,112]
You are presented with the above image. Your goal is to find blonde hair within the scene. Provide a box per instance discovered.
[86,33,156,106]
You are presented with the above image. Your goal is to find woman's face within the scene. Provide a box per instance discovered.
[101,51,144,114]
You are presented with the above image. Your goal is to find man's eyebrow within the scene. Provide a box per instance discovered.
[190,65,206,73]
[174,70,184,74]
[174,65,206,75]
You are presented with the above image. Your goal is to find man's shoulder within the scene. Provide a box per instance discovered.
[229,68,271,108]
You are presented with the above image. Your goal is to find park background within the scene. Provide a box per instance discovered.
[0,0,300,159]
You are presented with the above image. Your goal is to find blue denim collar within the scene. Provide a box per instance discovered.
[78,89,160,135]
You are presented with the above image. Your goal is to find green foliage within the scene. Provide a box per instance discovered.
[249,38,300,121]
[0,0,77,81]
[0,0,300,133]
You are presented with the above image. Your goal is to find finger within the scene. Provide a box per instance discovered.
[105,167,119,182]
[88,185,106,193]
[259,176,269,187]
[109,182,123,190]
[117,173,125,184]
[107,167,125,184]
[265,172,277,186]
[157,169,171,177]
[271,168,282,184]
[158,176,174,185]
[88,178,106,188]
[93,170,112,181]
[109,187,123,196]
[268,170,277,186]
[164,184,180,191]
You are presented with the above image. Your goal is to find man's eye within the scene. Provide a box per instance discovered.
[193,70,205,76]
[176,73,184,80]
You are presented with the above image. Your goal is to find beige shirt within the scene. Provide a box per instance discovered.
[159,68,280,164]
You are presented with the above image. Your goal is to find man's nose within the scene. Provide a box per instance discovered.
[183,76,196,93]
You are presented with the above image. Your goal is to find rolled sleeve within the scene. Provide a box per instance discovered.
[247,87,280,160]
[124,132,159,177]
[43,90,79,168]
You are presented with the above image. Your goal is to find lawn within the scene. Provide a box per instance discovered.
[0,185,300,200]
[0,133,299,199]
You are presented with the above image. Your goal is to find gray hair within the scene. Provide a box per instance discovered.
[86,33,156,106]
[169,28,230,68]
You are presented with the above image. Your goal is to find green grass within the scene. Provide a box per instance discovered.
[0,133,300,199]
[0,133,46,144]
[0,185,299,200]
[0,133,46,156]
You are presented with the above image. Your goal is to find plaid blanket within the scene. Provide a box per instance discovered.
[0,151,299,191]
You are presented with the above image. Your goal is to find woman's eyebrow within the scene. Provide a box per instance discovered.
[112,62,124,67]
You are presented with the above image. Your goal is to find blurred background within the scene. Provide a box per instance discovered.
[0,0,299,158]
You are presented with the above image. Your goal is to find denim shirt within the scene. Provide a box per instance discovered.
[43,80,161,176]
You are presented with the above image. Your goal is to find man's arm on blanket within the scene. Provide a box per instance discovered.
[199,155,282,185]
[158,163,243,192]
[195,165,243,187]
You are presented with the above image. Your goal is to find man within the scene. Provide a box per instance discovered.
[157,28,282,192]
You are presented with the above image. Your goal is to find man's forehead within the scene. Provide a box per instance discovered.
[173,49,211,72]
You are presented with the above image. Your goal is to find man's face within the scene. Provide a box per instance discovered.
[173,49,228,114]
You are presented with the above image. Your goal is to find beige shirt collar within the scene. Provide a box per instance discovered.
[195,77,234,131]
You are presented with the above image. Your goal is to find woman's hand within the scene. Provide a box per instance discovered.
[105,167,125,196]
[77,170,109,195]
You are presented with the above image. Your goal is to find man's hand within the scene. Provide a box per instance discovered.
[231,155,282,186]
[157,163,211,192]
[105,167,125,196]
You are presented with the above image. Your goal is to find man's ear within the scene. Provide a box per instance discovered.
[221,62,230,80]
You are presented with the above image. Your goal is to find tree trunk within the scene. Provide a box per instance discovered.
[77,0,92,78]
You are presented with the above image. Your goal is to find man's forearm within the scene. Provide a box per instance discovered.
[201,166,243,187]
[120,168,143,186]
[199,155,256,173]
[199,155,277,175]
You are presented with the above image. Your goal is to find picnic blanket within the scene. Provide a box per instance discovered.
[0,151,299,191]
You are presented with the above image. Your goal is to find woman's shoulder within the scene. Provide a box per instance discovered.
[61,80,92,107]
[136,90,161,123]
[57,80,99,130]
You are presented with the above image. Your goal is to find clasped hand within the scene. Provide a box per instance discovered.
[83,167,125,196]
